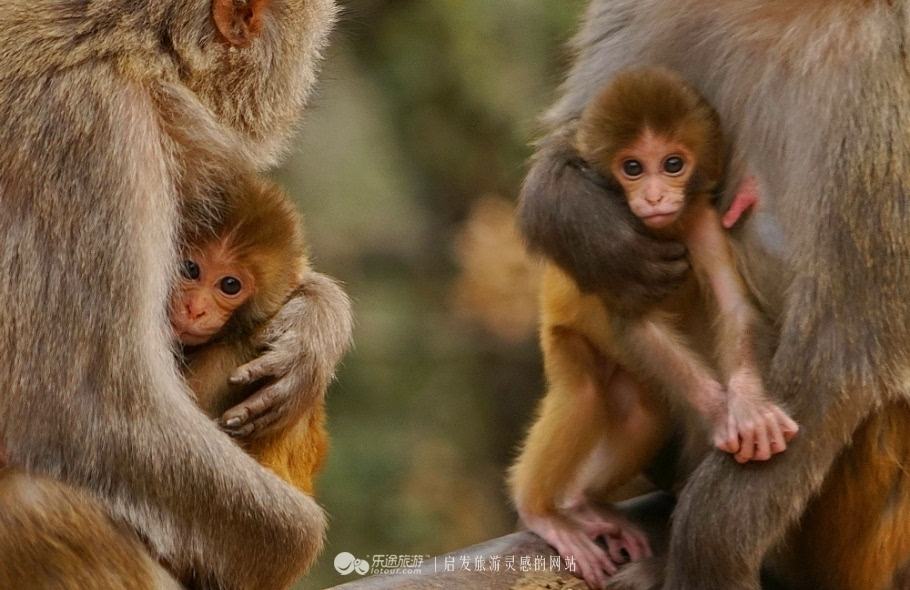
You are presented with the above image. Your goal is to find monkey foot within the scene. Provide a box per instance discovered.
[521,508,652,590]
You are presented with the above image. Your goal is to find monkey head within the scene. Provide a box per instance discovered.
[577,67,725,231]
[610,130,695,229]
[165,0,338,167]
[171,242,258,346]
[173,175,307,346]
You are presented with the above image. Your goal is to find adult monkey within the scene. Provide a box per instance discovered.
[0,0,350,589]
[519,1,910,589]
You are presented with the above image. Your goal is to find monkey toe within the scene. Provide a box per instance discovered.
[564,539,614,589]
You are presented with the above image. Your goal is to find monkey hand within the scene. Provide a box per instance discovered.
[517,126,689,310]
[220,273,353,439]
[714,369,799,463]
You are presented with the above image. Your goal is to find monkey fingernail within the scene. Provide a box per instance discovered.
[226,425,254,438]
[225,417,242,428]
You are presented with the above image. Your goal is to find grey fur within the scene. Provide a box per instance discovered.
[519,1,910,588]
[0,0,338,588]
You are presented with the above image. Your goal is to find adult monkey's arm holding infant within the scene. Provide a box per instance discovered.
[0,0,351,588]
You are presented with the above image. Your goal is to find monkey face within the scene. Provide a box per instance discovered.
[170,242,257,346]
[612,131,695,229]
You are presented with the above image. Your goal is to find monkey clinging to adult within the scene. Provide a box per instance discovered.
[0,0,353,588]
[518,1,910,589]
[172,173,343,495]
[577,67,797,460]
[510,67,797,589]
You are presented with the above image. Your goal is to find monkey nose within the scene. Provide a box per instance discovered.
[644,190,663,205]
[186,304,207,320]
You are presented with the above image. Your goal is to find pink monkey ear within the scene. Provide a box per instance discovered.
[212,0,271,49]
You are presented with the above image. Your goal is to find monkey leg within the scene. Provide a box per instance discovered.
[248,403,329,496]
[513,268,670,589]
[0,469,182,590]
[512,330,662,589]
[661,342,883,590]
[769,402,910,590]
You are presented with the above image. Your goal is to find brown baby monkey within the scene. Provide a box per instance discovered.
[170,174,331,495]
[510,67,798,588]
[576,67,797,459]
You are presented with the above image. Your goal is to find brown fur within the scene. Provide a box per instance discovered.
[577,68,724,199]
[0,0,341,588]
[518,1,910,589]
[180,174,333,496]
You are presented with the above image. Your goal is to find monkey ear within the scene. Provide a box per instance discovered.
[212,0,270,49]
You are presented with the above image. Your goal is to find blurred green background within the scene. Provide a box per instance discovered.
[274,2,585,587]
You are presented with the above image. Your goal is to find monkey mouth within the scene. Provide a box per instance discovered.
[173,326,217,346]
[641,212,680,228]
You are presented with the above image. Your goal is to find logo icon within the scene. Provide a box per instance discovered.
[334,552,370,576]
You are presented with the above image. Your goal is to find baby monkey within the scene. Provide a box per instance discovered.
[511,67,799,589]
[170,174,328,494]
[577,67,799,459]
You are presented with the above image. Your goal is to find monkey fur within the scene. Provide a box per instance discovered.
[511,67,795,589]
[578,67,796,463]
[517,1,910,589]
[0,469,183,590]
[0,0,347,588]
[177,173,343,495]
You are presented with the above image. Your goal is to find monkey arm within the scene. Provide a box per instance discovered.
[518,126,690,310]
[667,309,879,589]
[617,315,726,426]
[221,271,353,438]
[684,202,798,463]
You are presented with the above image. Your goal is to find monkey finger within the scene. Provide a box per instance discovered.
[768,424,787,456]
[779,413,800,441]
[229,353,285,386]
[580,546,617,589]
[752,425,772,461]
[716,420,740,454]
[735,428,756,463]
[220,385,286,431]
[223,422,255,438]
[223,406,282,439]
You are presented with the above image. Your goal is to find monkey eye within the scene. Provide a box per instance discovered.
[219,276,243,296]
[181,260,200,280]
[663,156,685,174]
[622,159,643,177]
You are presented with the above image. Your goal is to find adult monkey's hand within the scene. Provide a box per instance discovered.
[221,272,353,438]
[517,124,690,311]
